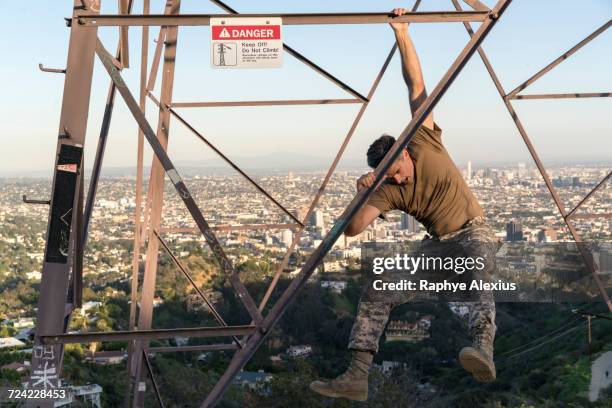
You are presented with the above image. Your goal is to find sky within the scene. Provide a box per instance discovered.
[0,0,610,176]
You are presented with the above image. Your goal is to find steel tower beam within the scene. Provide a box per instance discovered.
[26,1,101,406]
[75,11,490,27]
[128,2,181,405]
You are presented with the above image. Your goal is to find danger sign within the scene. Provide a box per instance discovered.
[210,17,283,69]
[212,26,281,41]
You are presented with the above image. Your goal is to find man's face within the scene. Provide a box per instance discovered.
[384,149,414,185]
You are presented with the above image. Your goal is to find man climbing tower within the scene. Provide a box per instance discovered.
[309,8,501,401]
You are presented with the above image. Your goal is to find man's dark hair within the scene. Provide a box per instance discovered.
[367,134,396,168]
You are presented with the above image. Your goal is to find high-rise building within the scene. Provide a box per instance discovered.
[517,162,526,180]
[281,229,293,247]
[286,172,295,188]
[467,161,472,180]
[506,221,523,242]
[309,210,325,229]
[599,244,612,275]
[515,223,523,241]
[400,213,420,233]
[553,176,578,188]
[505,222,513,242]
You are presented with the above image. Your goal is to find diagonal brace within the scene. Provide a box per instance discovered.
[143,349,165,408]
[566,170,612,219]
[146,91,304,227]
[155,230,243,347]
[201,1,512,405]
[95,39,264,326]
[507,19,611,98]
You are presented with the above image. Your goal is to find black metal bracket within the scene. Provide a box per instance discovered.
[39,64,66,74]
[23,195,51,205]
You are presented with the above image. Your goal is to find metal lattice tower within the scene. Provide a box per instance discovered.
[24,0,611,406]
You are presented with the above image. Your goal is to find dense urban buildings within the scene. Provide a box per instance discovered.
[1,163,610,295]
[0,162,610,404]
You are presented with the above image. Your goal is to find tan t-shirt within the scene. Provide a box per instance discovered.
[367,124,483,237]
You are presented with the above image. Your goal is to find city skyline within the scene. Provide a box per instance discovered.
[1,156,609,178]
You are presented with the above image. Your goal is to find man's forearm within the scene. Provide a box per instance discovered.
[394,27,428,112]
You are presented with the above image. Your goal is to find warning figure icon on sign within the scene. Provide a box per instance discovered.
[213,42,237,66]
[219,27,230,38]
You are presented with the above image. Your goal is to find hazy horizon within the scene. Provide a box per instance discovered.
[0,150,609,179]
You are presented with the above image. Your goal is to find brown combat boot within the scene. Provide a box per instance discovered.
[459,324,496,382]
[309,350,373,401]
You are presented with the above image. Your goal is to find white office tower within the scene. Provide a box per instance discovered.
[518,162,526,180]
[281,229,293,247]
[310,210,325,229]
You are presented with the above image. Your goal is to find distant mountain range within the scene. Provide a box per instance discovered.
[177,151,367,172]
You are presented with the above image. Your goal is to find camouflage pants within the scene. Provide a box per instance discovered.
[348,216,499,353]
